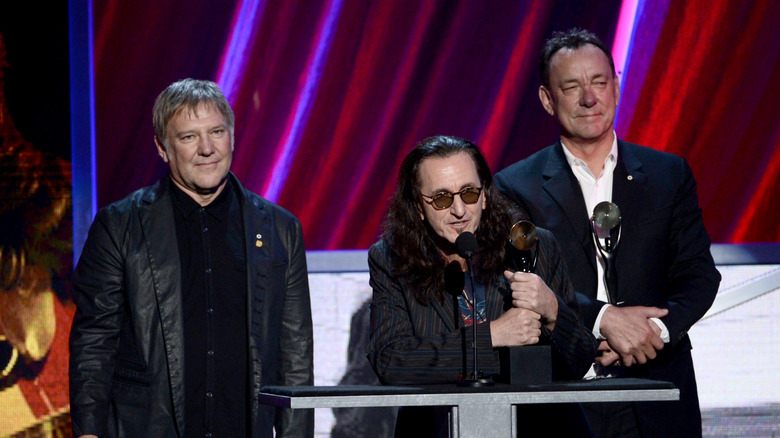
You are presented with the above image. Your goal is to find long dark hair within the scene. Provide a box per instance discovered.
[382,135,515,304]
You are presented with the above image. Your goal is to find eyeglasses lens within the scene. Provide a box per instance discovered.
[432,196,453,209]
[460,188,480,204]
[431,187,481,209]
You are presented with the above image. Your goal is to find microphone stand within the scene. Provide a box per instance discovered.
[458,253,494,387]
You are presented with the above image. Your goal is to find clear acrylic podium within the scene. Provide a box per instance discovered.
[259,378,678,437]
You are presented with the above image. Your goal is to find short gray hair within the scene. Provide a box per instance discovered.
[152,79,235,144]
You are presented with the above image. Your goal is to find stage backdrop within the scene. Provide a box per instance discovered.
[93,0,780,250]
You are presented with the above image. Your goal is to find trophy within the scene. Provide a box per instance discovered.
[507,220,538,273]
[590,201,621,304]
[500,220,551,385]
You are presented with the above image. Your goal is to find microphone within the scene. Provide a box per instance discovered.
[455,231,478,259]
[455,232,494,387]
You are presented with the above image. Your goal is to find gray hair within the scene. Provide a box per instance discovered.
[152,79,235,145]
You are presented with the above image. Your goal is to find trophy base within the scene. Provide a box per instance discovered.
[498,345,552,385]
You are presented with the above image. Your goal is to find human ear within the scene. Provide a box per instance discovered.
[154,136,169,162]
[538,86,555,116]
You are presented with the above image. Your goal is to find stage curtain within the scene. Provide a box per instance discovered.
[615,0,780,243]
[93,0,780,249]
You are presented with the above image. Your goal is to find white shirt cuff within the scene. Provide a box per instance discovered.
[650,317,670,343]
[592,304,612,339]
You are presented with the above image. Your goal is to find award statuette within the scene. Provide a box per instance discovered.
[507,220,538,273]
[500,220,551,385]
[591,201,621,303]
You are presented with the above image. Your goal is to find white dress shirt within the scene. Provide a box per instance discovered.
[561,135,669,378]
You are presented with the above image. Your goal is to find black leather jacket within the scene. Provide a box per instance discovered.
[69,174,313,437]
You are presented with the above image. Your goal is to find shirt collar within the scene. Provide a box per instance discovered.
[170,177,233,221]
[560,132,619,177]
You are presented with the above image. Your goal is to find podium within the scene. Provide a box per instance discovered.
[259,378,678,437]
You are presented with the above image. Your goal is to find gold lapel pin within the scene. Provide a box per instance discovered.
[255,233,263,247]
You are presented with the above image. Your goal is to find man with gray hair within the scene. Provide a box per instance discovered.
[69,79,314,438]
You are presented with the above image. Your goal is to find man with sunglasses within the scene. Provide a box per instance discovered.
[367,135,597,437]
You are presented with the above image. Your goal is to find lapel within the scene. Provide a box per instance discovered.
[220,175,270,431]
[139,178,186,433]
[234,175,272,349]
[486,276,508,321]
[541,143,597,274]
[431,293,459,331]
[612,141,647,244]
[611,141,647,302]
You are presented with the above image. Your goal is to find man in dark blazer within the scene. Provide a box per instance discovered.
[368,135,597,437]
[69,79,313,438]
[495,29,720,438]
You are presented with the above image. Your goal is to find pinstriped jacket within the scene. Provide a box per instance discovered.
[367,228,597,385]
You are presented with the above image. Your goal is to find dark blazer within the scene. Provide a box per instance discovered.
[367,230,597,437]
[69,173,314,438]
[495,140,721,437]
[367,230,596,385]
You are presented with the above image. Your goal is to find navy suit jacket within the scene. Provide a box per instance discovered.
[495,140,721,437]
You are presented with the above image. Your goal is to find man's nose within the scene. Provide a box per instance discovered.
[580,86,597,107]
[450,195,467,217]
[197,137,215,155]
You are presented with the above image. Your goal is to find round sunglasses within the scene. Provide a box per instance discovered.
[422,186,483,210]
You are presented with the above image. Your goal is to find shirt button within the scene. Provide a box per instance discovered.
[206,392,213,398]
[203,227,208,233]
[205,268,212,274]
[198,208,205,213]
[205,434,212,438]
[208,350,214,356]
[207,308,214,314]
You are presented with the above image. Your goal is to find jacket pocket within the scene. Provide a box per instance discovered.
[113,359,152,386]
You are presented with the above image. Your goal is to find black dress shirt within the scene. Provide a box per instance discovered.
[171,180,248,437]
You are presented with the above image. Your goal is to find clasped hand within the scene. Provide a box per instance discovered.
[597,306,668,367]
[489,271,558,347]
[503,270,558,327]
